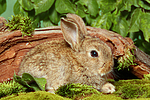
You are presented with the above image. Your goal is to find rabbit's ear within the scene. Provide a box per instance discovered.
[66,14,87,35]
[61,15,87,51]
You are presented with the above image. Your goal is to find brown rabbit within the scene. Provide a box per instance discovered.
[18,14,115,93]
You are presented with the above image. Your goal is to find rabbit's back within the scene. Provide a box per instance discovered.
[18,39,75,79]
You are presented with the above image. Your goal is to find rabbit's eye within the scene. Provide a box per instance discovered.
[90,50,99,57]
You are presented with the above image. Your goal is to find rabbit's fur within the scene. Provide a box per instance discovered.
[18,14,115,93]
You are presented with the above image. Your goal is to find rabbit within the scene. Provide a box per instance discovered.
[18,14,115,93]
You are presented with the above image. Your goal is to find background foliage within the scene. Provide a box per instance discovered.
[0,0,150,54]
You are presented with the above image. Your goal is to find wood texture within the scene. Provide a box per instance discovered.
[0,17,149,82]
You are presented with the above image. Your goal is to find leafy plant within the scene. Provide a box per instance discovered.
[13,73,47,91]
[55,83,100,99]
[5,14,34,37]
[0,73,47,98]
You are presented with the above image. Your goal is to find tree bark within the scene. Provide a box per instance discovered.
[0,17,149,82]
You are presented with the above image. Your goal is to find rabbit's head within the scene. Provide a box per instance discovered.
[61,14,114,76]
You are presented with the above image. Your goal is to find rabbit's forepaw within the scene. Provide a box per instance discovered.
[101,83,115,93]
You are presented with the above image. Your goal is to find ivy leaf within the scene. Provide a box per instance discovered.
[114,0,139,15]
[112,16,129,37]
[128,8,141,32]
[139,0,150,10]
[75,3,86,18]
[49,4,60,25]
[91,12,113,30]
[14,73,47,91]
[120,0,139,11]
[85,14,92,25]
[77,0,98,17]
[128,0,139,7]
[140,12,150,42]
[145,0,150,4]
[13,1,20,15]
[0,0,6,15]
[55,0,75,14]
[87,0,99,17]
[18,0,34,11]
[77,0,88,6]
[33,0,54,15]
[97,0,116,14]
[13,1,28,16]
[115,0,130,13]
[43,18,56,27]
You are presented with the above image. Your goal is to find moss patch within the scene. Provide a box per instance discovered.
[55,83,100,99]
[116,48,136,71]
[0,91,71,100]
[83,94,122,100]
[5,14,34,37]
[114,79,150,99]
[2,79,150,100]
[0,80,27,98]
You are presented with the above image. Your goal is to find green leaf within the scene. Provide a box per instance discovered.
[43,18,56,27]
[49,4,60,24]
[91,12,113,30]
[87,0,99,17]
[75,3,86,18]
[85,14,92,25]
[55,0,75,14]
[76,0,98,17]
[129,0,139,7]
[0,0,6,15]
[34,78,47,91]
[77,0,88,6]
[112,16,129,37]
[97,0,116,14]
[114,0,139,14]
[13,73,30,87]
[14,1,28,16]
[13,1,21,15]
[140,12,150,42]
[14,73,47,91]
[115,0,131,13]
[18,0,34,11]
[145,0,150,4]
[33,0,55,15]
[139,0,150,10]
[128,8,141,32]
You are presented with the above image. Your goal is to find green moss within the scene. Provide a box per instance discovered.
[2,74,150,100]
[2,79,150,100]
[143,73,150,80]
[5,14,34,37]
[116,48,137,71]
[114,79,150,99]
[0,80,27,98]
[0,91,71,100]
[129,98,150,100]
[83,94,123,100]
[55,83,100,99]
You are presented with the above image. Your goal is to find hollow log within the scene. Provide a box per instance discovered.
[0,17,150,82]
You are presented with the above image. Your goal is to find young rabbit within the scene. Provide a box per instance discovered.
[18,14,115,93]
